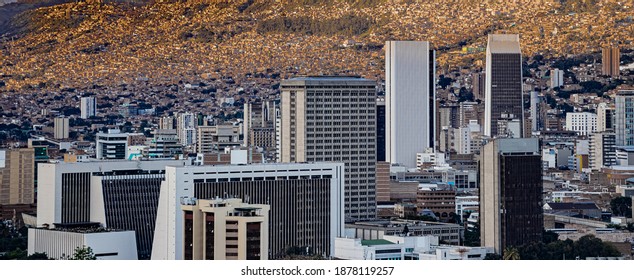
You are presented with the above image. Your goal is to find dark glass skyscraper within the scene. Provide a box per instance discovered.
[479,138,543,254]
[484,34,524,138]
[376,96,386,162]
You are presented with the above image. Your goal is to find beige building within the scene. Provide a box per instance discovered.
[280,76,377,222]
[375,162,390,203]
[602,47,620,77]
[53,117,69,139]
[196,125,241,153]
[181,198,269,260]
[0,148,35,205]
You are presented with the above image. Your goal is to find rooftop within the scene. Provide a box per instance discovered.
[281,76,376,86]
[546,202,599,210]
[361,239,395,246]
[487,34,521,54]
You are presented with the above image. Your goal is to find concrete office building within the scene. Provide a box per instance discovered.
[145,129,183,159]
[602,47,620,77]
[566,112,597,136]
[28,226,137,260]
[0,148,35,205]
[416,185,456,220]
[80,96,96,119]
[589,132,617,170]
[480,138,543,254]
[54,117,69,140]
[484,34,524,138]
[181,198,269,260]
[615,90,634,146]
[177,112,197,148]
[550,68,565,88]
[96,129,128,160]
[159,116,176,130]
[36,159,189,259]
[243,101,276,146]
[385,41,435,168]
[597,103,614,132]
[280,76,377,222]
[196,125,241,153]
[151,162,345,260]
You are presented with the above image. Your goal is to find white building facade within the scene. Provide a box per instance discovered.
[385,41,436,168]
[565,112,597,136]
[151,162,346,260]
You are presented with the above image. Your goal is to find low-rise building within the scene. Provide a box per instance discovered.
[344,220,462,245]
[334,235,492,260]
[27,224,137,260]
[181,198,269,260]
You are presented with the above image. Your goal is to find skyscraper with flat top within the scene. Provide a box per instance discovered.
[385,41,436,168]
[280,76,377,222]
[484,34,524,138]
[479,138,543,254]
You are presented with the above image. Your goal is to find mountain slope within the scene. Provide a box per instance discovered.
[0,0,632,92]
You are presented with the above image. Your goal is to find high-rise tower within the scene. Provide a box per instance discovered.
[484,34,524,138]
[385,41,436,168]
[280,76,377,222]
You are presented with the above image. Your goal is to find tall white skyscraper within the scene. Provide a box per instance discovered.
[385,41,436,168]
[484,34,524,138]
[80,96,96,119]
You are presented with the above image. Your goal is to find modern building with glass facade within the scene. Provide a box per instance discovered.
[615,90,634,146]
[479,138,543,254]
[484,34,524,138]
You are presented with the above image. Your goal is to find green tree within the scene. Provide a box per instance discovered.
[68,246,97,260]
[483,253,502,260]
[610,197,632,218]
[25,252,52,260]
[574,235,621,259]
[463,224,480,247]
[503,247,520,260]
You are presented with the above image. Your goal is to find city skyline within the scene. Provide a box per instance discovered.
[1,0,634,264]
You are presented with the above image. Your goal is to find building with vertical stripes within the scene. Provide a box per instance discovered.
[280,76,377,222]
[385,41,436,168]
[28,226,137,260]
[37,159,189,259]
[151,162,345,260]
[602,47,620,77]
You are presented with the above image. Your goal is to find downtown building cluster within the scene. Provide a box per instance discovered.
[3,33,634,261]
